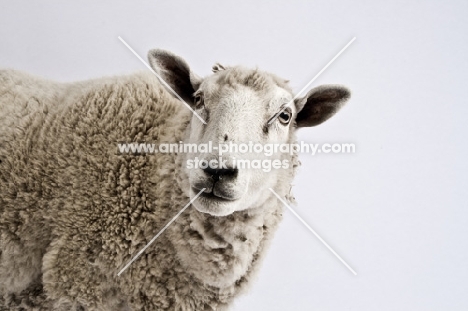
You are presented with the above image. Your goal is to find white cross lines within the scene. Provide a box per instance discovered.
[116,36,357,277]
[268,37,356,125]
[269,188,357,275]
[118,36,207,124]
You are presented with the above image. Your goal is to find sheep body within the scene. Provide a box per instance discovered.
[0,69,290,310]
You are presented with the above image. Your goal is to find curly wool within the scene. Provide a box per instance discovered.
[0,69,298,310]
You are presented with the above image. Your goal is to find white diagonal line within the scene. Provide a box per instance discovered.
[268,37,356,125]
[117,188,206,276]
[269,188,357,276]
[292,37,356,101]
[117,36,207,125]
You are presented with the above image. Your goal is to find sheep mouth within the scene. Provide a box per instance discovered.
[192,187,238,201]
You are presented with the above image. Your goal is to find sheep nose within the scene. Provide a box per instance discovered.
[203,166,238,181]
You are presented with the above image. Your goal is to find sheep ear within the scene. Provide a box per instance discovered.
[148,49,202,104]
[294,85,350,127]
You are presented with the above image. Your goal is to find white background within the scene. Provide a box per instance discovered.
[1,1,467,310]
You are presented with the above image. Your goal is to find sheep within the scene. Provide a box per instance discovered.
[0,49,350,310]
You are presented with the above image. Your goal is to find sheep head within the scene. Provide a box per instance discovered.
[148,49,350,216]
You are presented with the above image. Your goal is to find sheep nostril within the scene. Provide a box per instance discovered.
[218,168,238,177]
[203,166,218,177]
[203,166,238,180]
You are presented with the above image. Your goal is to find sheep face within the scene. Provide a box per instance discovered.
[185,70,296,216]
[148,49,350,216]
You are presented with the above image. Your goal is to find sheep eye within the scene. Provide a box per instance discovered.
[278,110,291,124]
[194,94,204,109]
